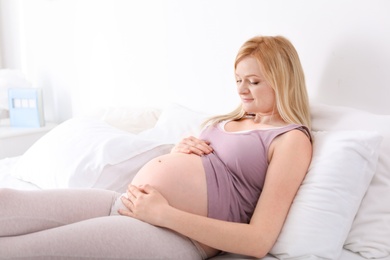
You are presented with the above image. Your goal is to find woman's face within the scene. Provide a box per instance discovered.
[235,56,276,114]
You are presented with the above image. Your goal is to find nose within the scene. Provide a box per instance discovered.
[237,81,249,94]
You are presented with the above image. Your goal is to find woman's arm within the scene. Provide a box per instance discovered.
[120,130,312,258]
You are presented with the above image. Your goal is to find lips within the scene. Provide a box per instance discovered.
[241,98,254,103]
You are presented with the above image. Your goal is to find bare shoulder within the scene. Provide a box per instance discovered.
[269,128,312,163]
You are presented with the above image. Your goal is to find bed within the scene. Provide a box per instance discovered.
[1,102,389,260]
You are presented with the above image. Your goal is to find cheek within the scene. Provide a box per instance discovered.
[253,87,274,99]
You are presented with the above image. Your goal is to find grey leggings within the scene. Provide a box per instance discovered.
[0,188,206,259]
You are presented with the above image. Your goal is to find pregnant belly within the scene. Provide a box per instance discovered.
[131,153,208,216]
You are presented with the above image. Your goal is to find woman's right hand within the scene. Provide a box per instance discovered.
[171,136,213,156]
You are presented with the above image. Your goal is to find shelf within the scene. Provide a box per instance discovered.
[0,119,58,159]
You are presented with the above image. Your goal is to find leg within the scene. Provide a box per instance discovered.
[0,216,204,260]
[0,188,120,237]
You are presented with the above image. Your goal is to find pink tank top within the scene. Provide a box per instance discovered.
[199,121,308,223]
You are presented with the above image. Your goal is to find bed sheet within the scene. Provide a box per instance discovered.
[214,249,367,260]
[0,156,40,190]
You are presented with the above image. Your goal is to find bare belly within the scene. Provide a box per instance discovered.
[132,153,208,217]
[131,153,219,257]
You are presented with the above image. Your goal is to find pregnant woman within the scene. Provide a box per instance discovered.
[0,35,312,259]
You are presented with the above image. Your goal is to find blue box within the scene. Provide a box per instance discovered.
[8,88,45,128]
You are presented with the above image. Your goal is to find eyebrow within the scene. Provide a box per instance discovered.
[235,73,261,78]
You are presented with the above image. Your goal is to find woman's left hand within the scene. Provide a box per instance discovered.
[118,184,169,226]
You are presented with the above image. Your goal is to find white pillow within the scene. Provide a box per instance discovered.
[270,130,382,259]
[139,103,211,144]
[11,117,170,189]
[85,106,161,133]
[311,104,390,258]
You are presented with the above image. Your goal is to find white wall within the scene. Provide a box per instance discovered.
[1,0,389,123]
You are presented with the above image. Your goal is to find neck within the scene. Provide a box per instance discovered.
[243,112,284,125]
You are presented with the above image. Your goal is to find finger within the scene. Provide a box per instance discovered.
[186,142,213,155]
[121,194,133,207]
[195,142,213,154]
[174,137,213,155]
[137,184,154,194]
[171,144,192,154]
[172,145,191,154]
[186,137,213,153]
[118,207,133,217]
[119,195,135,216]
[125,190,135,203]
[188,145,207,156]
[128,184,144,197]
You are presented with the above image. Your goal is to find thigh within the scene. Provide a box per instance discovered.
[0,188,120,237]
[0,216,204,260]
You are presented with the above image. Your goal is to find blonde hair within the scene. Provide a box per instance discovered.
[204,35,311,130]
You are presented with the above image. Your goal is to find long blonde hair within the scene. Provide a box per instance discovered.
[204,35,311,130]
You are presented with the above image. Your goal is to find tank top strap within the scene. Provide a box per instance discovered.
[261,124,310,148]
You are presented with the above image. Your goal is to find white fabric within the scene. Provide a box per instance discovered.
[139,103,210,144]
[213,249,367,260]
[88,144,172,193]
[10,117,169,189]
[310,103,390,259]
[0,157,39,190]
[270,130,382,259]
[87,106,161,134]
